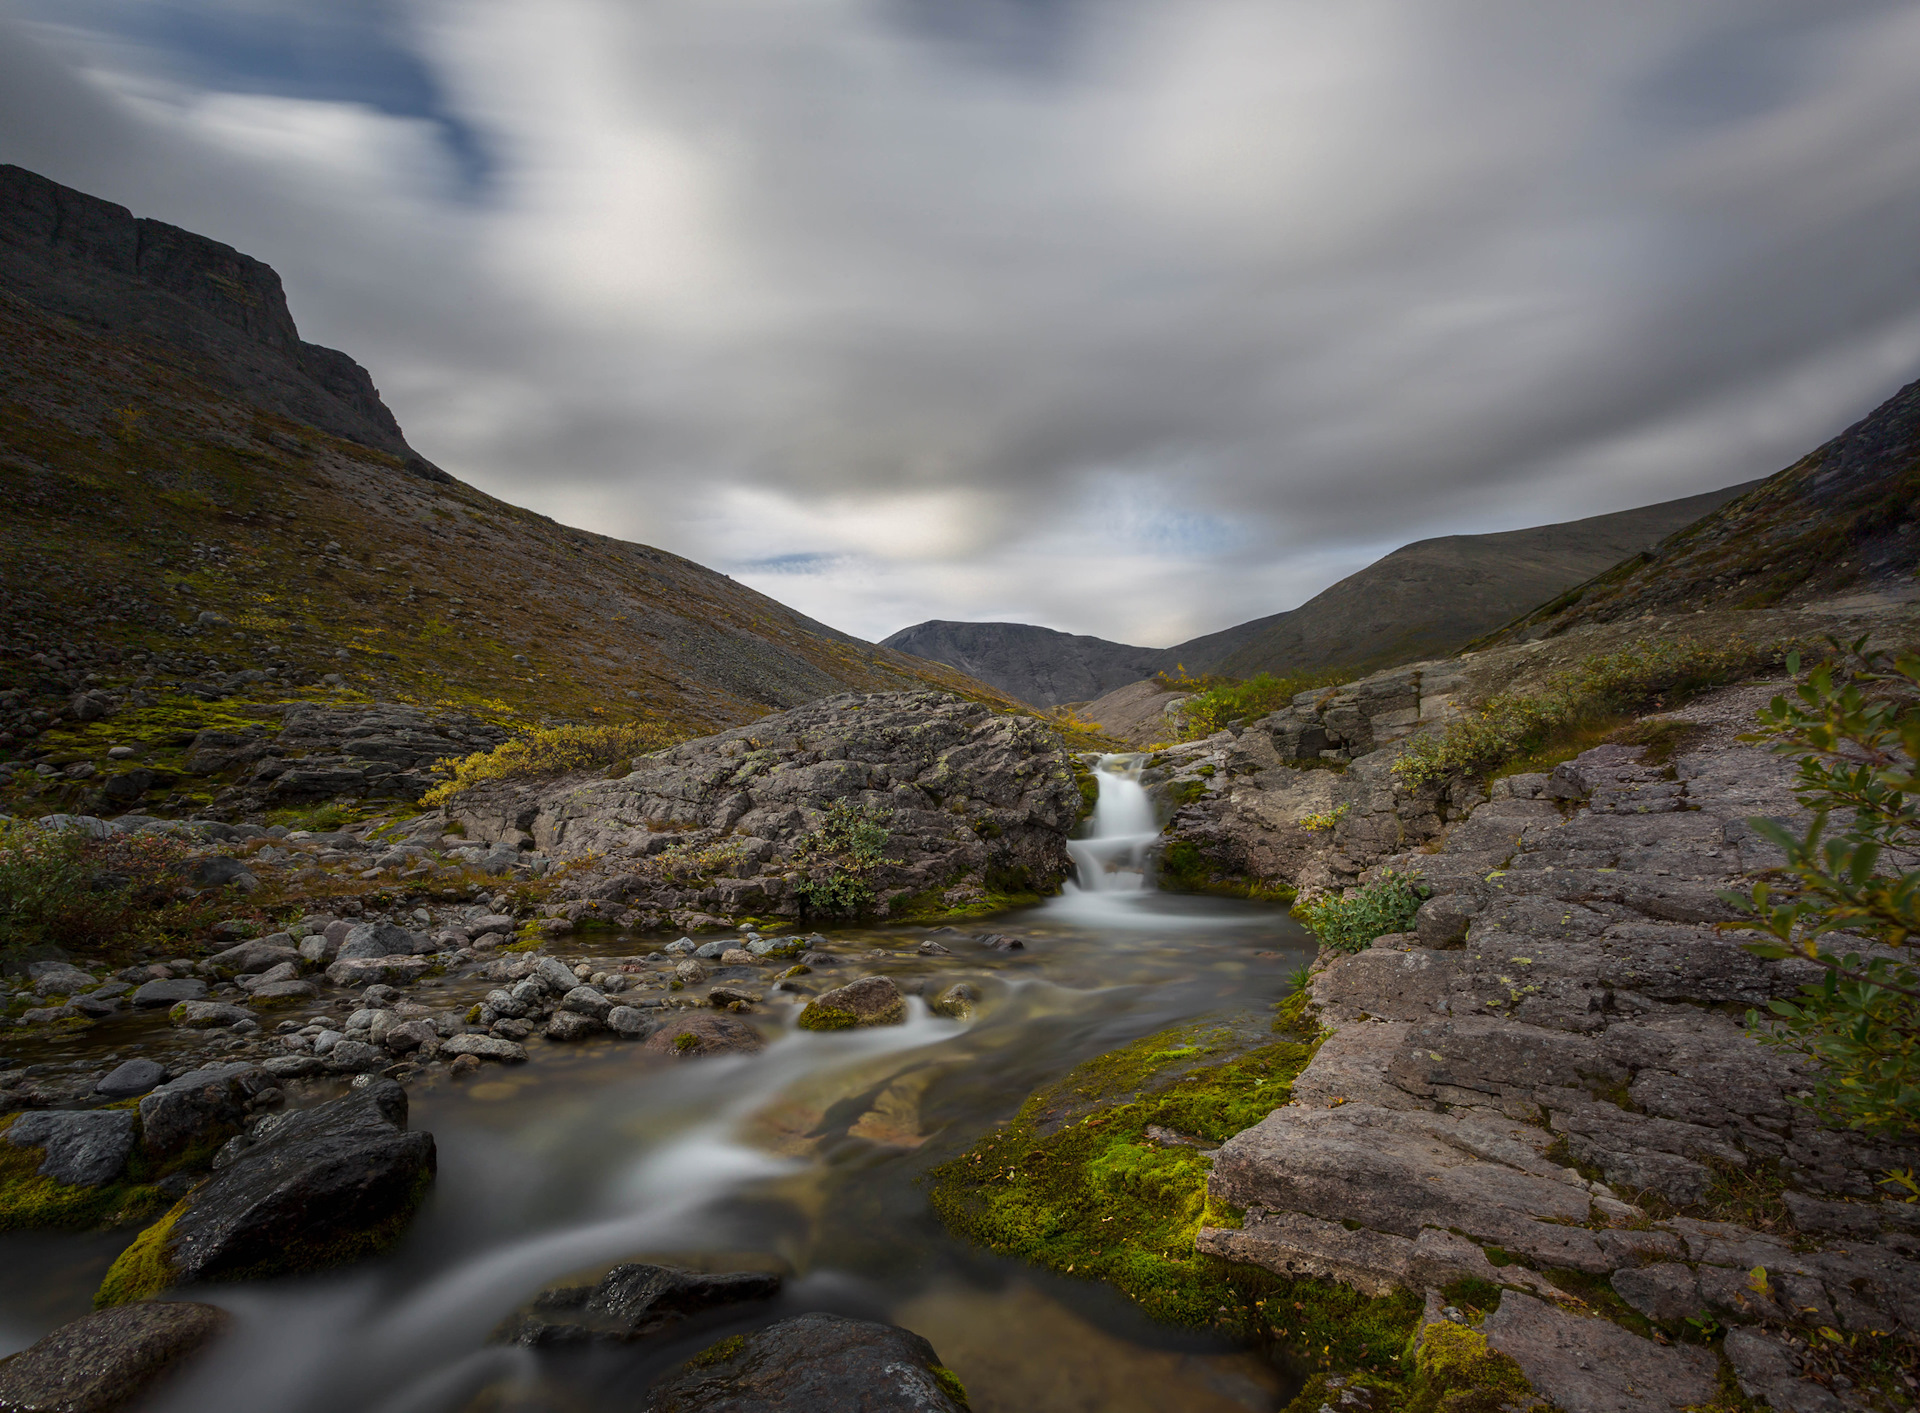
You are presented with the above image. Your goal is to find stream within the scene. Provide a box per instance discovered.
[0,756,1315,1412]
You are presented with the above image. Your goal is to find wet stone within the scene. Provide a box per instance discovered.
[5,1109,136,1186]
[647,1312,966,1413]
[0,1301,231,1413]
[94,1057,167,1099]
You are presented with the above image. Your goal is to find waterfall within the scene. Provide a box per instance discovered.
[1064,754,1160,898]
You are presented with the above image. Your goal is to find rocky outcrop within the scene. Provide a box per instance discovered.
[99,1079,434,1303]
[0,1301,230,1413]
[1196,681,1920,1409]
[463,691,1081,927]
[647,1313,968,1413]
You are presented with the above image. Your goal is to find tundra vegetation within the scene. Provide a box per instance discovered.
[421,719,693,804]
[0,822,221,968]
[1154,666,1352,742]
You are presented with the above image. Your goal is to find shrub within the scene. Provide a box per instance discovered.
[1391,636,1789,787]
[1155,667,1352,742]
[421,720,693,804]
[1726,641,1919,1137]
[792,800,897,916]
[0,822,210,965]
[1301,869,1425,953]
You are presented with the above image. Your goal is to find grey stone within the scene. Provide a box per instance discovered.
[29,961,96,996]
[138,1062,267,1158]
[131,978,207,1008]
[438,1034,529,1064]
[383,1019,438,1054]
[169,1000,254,1028]
[205,940,301,978]
[560,985,613,1021]
[606,1005,655,1038]
[1723,1328,1848,1413]
[646,1312,966,1413]
[798,976,907,1030]
[247,978,319,1006]
[95,1057,167,1099]
[493,1262,782,1346]
[469,912,517,937]
[692,940,731,960]
[1482,1291,1718,1413]
[545,1010,603,1041]
[530,955,576,993]
[326,1040,386,1073]
[4,1109,136,1186]
[1609,1263,1703,1320]
[335,921,415,960]
[326,956,431,987]
[0,1301,231,1413]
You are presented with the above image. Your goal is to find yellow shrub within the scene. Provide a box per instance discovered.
[421,720,694,803]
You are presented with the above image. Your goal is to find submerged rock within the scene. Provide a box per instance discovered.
[492,1262,782,1347]
[0,1301,230,1413]
[641,1014,763,1059]
[796,977,906,1031]
[647,1313,967,1413]
[98,1079,435,1304]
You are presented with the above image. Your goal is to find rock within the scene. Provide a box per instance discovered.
[263,1055,327,1079]
[94,1058,167,1100]
[0,1301,231,1413]
[246,978,319,1006]
[797,976,906,1031]
[494,1262,782,1346]
[530,956,576,992]
[168,1000,253,1029]
[29,961,96,996]
[137,1062,267,1158]
[297,933,337,964]
[384,1019,438,1054]
[693,940,732,960]
[1609,1263,1703,1320]
[675,959,709,985]
[929,983,977,1019]
[708,987,760,1008]
[131,978,207,1008]
[326,956,431,987]
[4,1109,136,1186]
[188,855,253,888]
[438,1034,529,1064]
[1482,1291,1717,1413]
[607,1006,656,1038]
[978,933,1024,951]
[646,1312,966,1413]
[1723,1327,1848,1413]
[205,940,302,978]
[545,1011,602,1041]
[237,961,301,991]
[642,1014,764,1059]
[468,913,517,937]
[560,985,613,1021]
[718,948,755,966]
[326,1040,386,1073]
[916,939,952,956]
[98,1081,435,1304]
[336,921,416,960]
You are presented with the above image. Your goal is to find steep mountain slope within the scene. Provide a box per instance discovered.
[1478,374,1920,647]
[879,621,1163,707]
[0,168,1019,767]
[886,484,1752,704]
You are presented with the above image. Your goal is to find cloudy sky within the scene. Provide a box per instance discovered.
[5,1,1920,646]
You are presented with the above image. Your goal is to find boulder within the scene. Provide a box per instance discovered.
[94,1058,167,1100]
[607,1005,657,1039]
[545,1011,602,1042]
[438,1034,529,1064]
[468,913,517,937]
[326,1040,386,1073]
[384,1019,439,1055]
[493,1262,782,1346]
[137,1062,268,1159]
[98,1080,435,1304]
[168,1001,254,1029]
[560,985,613,1021]
[797,976,906,1031]
[0,1301,231,1413]
[205,940,302,978]
[647,1313,966,1413]
[247,978,319,1006]
[1482,1291,1717,1413]
[131,978,207,1008]
[641,1014,764,1059]
[326,956,432,988]
[4,1109,136,1186]
[29,961,96,996]
[335,921,417,960]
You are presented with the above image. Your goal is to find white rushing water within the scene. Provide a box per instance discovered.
[1055,753,1236,929]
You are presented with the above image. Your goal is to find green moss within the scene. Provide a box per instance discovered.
[1404,1320,1539,1413]
[93,1200,185,1306]
[673,1032,698,1052]
[930,1364,970,1407]
[0,1116,169,1232]
[796,1002,859,1031]
[687,1333,747,1369]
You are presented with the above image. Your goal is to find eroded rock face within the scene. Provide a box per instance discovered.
[0,1301,230,1413]
[646,1313,967,1413]
[100,1079,434,1303]
[456,691,1081,927]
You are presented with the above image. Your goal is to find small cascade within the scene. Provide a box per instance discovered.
[1064,753,1161,898]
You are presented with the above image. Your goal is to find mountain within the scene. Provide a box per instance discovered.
[0,165,1019,748]
[879,621,1163,708]
[1477,374,1920,647]
[884,484,1753,705]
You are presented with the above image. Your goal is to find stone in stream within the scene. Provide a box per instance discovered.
[131,978,207,1008]
[641,1014,763,1059]
[29,960,97,996]
[98,1080,435,1305]
[326,956,432,988]
[438,1034,529,1064]
[796,976,905,1031]
[647,1313,967,1413]
[606,1005,656,1039]
[205,939,302,978]
[545,1011,603,1041]
[169,1000,254,1029]
[977,933,1024,951]
[0,1301,231,1413]
[94,1057,167,1100]
[492,1262,782,1346]
[247,977,319,1006]
[4,1109,136,1186]
[335,920,418,960]
[560,985,613,1020]
[137,1062,270,1159]
[928,983,977,1020]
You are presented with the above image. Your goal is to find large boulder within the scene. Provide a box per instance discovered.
[470,692,1081,922]
[98,1080,435,1304]
[326,956,432,988]
[335,921,418,960]
[205,939,302,978]
[647,1313,967,1412]
[493,1262,781,1346]
[131,978,207,1009]
[797,976,906,1031]
[137,1062,269,1160]
[0,1301,230,1413]
[4,1109,135,1186]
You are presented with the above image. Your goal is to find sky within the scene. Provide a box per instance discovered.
[5,1,1920,647]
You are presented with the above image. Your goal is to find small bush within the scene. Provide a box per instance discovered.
[1301,869,1425,953]
[422,720,693,804]
[0,823,212,966]
[1391,636,1788,787]
[1155,667,1352,742]
[792,800,897,917]
[1727,641,1920,1136]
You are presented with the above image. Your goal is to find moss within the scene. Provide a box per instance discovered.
[673,1032,698,1052]
[1404,1321,1540,1413]
[930,1364,970,1407]
[796,1002,860,1031]
[687,1333,747,1369]
[0,1116,170,1232]
[93,1200,185,1306]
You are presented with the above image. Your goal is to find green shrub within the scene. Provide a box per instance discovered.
[1301,869,1425,953]
[792,800,897,917]
[1156,667,1352,742]
[1727,642,1919,1137]
[0,822,211,966]
[422,720,693,804]
[1391,636,1789,787]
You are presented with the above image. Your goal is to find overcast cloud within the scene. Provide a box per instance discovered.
[5,0,1920,645]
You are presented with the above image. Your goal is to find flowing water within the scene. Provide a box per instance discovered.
[0,756,1315,1411]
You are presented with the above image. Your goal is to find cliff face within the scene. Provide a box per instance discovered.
[0,164,431,474]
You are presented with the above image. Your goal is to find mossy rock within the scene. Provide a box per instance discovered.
[0,1114,170,1233]
[797,977,906,1031]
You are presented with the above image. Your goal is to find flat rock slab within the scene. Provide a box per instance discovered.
[1483,1292,1716,1413]
[0,1301,230,1413]
[168,1001,253,1029]
[1723,1328,1849,1413]
[647,1313,966,1413]
[5,1109,135,1186]
[326,956,432,987]
[131,978,206,1008]
[245,979,318,1006]
[438,1035,529,1064]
